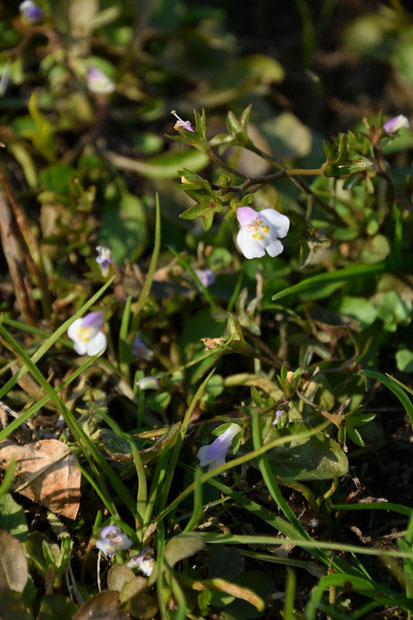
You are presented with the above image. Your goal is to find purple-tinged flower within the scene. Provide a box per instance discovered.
[383,114,409,134]
[194,269,215,288]
[132,335,154,361]
[19,0,44,22]
[272,410,284,425]
[127,547,155,576]
[171,110,195,133]
[86,67,115,95]
[67,311,107,356]
[137,376,160,391]
[96,245,113,277]
[95,525,132,557]
[236,206,290,259]
[197,423,241,471]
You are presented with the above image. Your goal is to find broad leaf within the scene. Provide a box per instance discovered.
[263,423,348,481]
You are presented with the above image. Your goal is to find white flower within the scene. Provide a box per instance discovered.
[197,423,241,471]
[67,311,107,356]
[96,246,113,277]
[95,525,132,557]
[383,115,410,134]
[86,67,115,95]
[194,269,215,288]
[236,206,290,259]
[137,377,160,390]
[19,0,43,22]
[127,547,155,576]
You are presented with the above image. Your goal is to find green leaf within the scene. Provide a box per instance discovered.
[396,349,413,373]
[0,494,28,542]
[263,423,348,481]
[100,190,147,263]
[39,165,77,194]
[164,532,205,569]
[272,263,386,301]
[337,296,377,327]
[27,92,56,162]
[0,590,32,620]
[360,369,413,431]
[262,112,312,160]
[112,149,209,179]
[360,234,390,264]
[37,594,78,620]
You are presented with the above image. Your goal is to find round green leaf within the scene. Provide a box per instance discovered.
[263,423,348,481]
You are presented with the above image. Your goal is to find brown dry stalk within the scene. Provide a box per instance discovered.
[0,165,51,317]
[0,187,36,324]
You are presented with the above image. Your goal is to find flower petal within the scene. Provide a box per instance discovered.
[74,341,87,355]
[260,209,290,238]
[237,229,265,259]
[236,206,256,227]
[67,318,83,341]
[266,238,284,257]
[197,445,210,467]
[86,331,107,356]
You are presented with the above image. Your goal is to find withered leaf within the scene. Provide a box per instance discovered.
[74,591,128,620]
[0,439,81,519]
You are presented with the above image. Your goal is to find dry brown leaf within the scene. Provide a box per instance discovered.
[0,438,81,519]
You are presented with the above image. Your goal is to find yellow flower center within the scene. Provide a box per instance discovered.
[247,217,269,241]
[77,326,93,343]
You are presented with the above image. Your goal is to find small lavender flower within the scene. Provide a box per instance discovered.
[127,547,155,576]
[171,110,195,133]
[132,335,154,361]
[272,410,284,425]
[194,269,215,288]
[95,525,132,557]
[67,311,107,356]
[137,376,161,390]
[86,67,115,95]
[383,114,409,134]
[96,246,113,277]
[197,423,241,471]
[236,206,290,260]
[19,0,44,22]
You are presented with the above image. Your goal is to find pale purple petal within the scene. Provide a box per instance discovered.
[260,209,290,238]
[237,228,265,259]
[236,207,256,227]
[194,269,215,288]
[383,114,409,134]
[82,311,105,331]
[101,525,121,539]
[96,539,115,556]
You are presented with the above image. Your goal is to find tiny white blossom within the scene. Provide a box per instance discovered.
[197,423,241,471]
[194,269,215,288]
[95,525,132,557]
[127,547,155,576]
[87,67,115,95]
[236,206,290,260]
[96,246,113,277]
[137,377,160,390]
[67,311,107,356]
